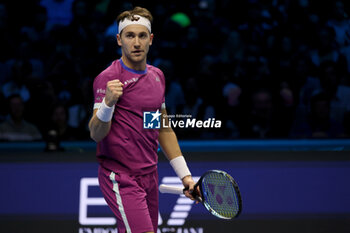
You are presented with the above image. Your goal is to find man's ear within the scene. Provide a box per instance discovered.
[117,34,122,46]
[149,33,154,46]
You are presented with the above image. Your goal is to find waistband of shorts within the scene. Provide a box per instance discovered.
[97,156,157,176]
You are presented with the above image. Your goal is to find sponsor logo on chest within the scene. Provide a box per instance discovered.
[123,74,160,86]
[124,77,139,85]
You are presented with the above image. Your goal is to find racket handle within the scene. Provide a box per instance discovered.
[159,184,183,194]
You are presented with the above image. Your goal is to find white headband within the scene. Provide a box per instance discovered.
[118,15,151,34]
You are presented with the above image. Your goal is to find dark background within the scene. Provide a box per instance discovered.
[1,0,350,142]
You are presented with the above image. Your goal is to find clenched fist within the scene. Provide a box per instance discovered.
[105,79,124,107]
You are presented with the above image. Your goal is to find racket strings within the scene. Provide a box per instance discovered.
[202,173,240,218]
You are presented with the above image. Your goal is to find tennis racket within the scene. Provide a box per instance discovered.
[159,170,242,219]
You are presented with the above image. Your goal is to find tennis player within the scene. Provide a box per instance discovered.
[89,6,196,233]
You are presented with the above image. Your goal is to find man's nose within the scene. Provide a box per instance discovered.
[134,36,141,47]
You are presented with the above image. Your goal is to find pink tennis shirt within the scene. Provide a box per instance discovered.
[93,59,165,175]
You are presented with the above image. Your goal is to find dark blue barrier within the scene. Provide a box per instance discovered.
[1,139,350,151]
[0,140,349,233]
[1,161,349,216]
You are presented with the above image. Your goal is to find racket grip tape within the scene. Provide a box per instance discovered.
[159,185,184,194]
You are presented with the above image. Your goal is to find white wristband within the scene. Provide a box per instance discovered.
[170,156,191,180]
[96,98,115,122]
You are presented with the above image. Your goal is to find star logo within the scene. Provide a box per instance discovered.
[151,110,162,122]
[143,110,162,129]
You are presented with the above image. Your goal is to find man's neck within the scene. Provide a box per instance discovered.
[121,56,146,71]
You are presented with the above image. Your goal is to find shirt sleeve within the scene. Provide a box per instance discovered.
[160,69,166,110]
[93,75,107,109]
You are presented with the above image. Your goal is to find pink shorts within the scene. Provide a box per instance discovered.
[98,165,159,233]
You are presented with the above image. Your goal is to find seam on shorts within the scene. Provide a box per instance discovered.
[109,172,132,233]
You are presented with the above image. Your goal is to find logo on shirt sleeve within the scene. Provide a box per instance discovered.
[96,88,106,94]
[143,110,162,129]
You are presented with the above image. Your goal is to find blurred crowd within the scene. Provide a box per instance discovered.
[0,0,350,143]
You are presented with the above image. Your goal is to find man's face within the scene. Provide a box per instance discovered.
[117,24,153,65]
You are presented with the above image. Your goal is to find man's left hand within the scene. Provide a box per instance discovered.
[182,175,201,203]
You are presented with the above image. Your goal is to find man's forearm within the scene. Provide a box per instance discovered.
[89,112,112,142]
[158,129,182,160]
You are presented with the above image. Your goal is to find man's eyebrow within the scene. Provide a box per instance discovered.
[124,30,149,35]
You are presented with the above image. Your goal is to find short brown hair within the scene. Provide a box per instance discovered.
[117,6,153,25]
